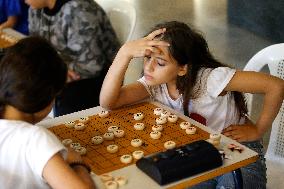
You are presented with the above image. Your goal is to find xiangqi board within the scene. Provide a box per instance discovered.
[48,102,210,175]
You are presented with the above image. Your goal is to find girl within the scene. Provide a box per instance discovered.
[0,36,95,189]
[100,21,284,188]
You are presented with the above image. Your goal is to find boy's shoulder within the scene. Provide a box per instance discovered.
[0,120,50,137]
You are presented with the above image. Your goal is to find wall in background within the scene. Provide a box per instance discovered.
[228,0,284,42]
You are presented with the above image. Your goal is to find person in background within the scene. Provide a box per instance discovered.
[0,0,29,35]
[26,0,120,116]
[100,21,284,189]
[0,36,95,189]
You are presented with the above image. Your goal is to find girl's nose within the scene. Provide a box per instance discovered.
[144,58,155,72]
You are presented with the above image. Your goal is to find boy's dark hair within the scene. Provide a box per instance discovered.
[0,36,67,117]
[149,21,247,119]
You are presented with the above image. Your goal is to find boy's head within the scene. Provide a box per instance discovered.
[0,36,67,118]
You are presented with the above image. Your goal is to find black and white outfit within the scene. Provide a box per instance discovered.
[29,0,120,116]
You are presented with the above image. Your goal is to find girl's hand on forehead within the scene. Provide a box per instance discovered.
[145,28,166,40]
[121,28,169,59]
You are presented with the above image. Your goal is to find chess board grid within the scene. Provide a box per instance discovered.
[48,102,210,175]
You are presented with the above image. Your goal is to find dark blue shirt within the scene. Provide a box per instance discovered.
[0,0,29,34]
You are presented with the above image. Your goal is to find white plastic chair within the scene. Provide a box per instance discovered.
[95,0,136,44]
[244,43,284,189]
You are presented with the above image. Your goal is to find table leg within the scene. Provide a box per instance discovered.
[232,168,243,189]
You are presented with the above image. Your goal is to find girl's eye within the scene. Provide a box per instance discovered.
[157,59,165,66]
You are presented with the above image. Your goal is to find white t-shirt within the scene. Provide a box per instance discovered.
[138,67,245,132]
[0,120,66,189]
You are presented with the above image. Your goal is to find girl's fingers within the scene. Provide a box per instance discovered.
[146,28,166,40]
[151,47,162,55]
[147,40,170,47]
[231,135,240,141]
[224,129,246,142]
[222,125,238,133]
[223,131,233,137]
[224,131,241,141]
[223,129,238,137]
[127,35,169,58]
[143,47,158,56]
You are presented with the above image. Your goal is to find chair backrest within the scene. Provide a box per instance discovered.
[95,0,136,44]
[244,43,284,164]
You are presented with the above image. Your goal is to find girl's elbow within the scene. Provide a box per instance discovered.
[99,99,116,110]
[99,93,122,110]
[99,100,110,109]
[99,95,109,109]
[280,81,284,99]
[273,80,284,99]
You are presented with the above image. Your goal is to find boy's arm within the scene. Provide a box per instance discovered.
[43,151,95,189]
[0,16,18,30]
[223,71,284,141]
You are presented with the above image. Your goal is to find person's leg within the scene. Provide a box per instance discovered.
[184,141,266,189]
[232,169,243,189]
[216,172,236,189]
[187,179,216,189]
[241,141,267,189]
[215,141,266,189]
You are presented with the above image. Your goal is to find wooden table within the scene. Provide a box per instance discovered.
[0,28,25,48]
[38,102,258,189]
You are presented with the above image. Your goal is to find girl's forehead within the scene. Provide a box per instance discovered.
[154,45,170,58]
[155,45,178,64]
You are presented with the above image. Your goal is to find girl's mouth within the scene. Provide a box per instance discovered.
[144,74,153,80]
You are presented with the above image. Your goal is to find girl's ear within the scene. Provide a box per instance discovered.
[178,64,188,76]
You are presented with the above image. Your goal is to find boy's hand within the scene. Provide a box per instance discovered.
[65,147,83,163]
[222,124,262,142]
[67,69,80,82]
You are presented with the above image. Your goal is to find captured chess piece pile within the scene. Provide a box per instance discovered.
[99,174,128,189]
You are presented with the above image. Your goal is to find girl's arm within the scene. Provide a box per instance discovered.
[0,16,18,30]
[100,29,169,109]
[223,71,284,142]
[43,150,95,189]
